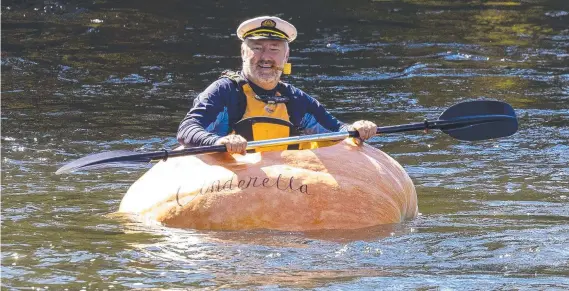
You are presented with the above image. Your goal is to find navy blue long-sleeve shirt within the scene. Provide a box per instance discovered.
[177,77,349,147]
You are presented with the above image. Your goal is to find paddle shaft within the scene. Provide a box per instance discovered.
[166,114,515,157]
[55,100,518,175]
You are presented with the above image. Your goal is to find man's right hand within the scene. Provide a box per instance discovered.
[215,134,248,154]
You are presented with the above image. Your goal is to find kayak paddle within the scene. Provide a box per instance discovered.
[56,100,517,174]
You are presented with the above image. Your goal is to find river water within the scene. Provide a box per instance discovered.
[2,0,568,289]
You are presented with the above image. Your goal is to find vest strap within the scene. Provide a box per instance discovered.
[234,117,300,151]
[220,70,247,86]
[233,117,299,140]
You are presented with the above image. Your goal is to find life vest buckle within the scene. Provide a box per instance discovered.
[264,104,276,114]
[255,95,290,104]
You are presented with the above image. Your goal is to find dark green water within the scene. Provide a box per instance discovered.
[2,0,568,289]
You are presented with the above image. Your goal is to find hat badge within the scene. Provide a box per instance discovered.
[261,19,276,28]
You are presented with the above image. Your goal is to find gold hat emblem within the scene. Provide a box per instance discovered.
[261,19,276,28]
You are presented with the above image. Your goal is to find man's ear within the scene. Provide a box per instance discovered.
[284,47,290,63]
[240,41,247,61]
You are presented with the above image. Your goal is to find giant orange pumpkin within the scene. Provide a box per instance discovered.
[119,139,418,231]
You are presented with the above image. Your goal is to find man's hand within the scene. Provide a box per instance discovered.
[215,134,248,154]
[351,120,377,146]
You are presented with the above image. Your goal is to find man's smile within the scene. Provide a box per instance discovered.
[257,62,275,69]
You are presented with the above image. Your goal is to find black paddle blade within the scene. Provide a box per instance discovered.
[55,150,154,175]
[438,100,518,141]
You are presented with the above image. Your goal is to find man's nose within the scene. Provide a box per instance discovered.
[259,48,272,60]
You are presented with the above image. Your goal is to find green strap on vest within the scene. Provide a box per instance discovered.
[220,70,248,87]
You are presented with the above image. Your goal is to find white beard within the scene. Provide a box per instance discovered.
[243,60,282,84]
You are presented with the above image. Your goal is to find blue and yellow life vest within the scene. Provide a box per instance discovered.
[222,71,298,152]
[222,71,338,152]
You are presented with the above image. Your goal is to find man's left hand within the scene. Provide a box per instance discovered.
[351,120,377,145]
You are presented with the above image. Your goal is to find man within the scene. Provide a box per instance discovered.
[177,16,377,154]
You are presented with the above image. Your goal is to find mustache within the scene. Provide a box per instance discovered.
[242,61,285,72]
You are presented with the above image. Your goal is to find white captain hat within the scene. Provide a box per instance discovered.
[237,16,297,43]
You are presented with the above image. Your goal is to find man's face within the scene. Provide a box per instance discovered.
[241,39,289,87]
